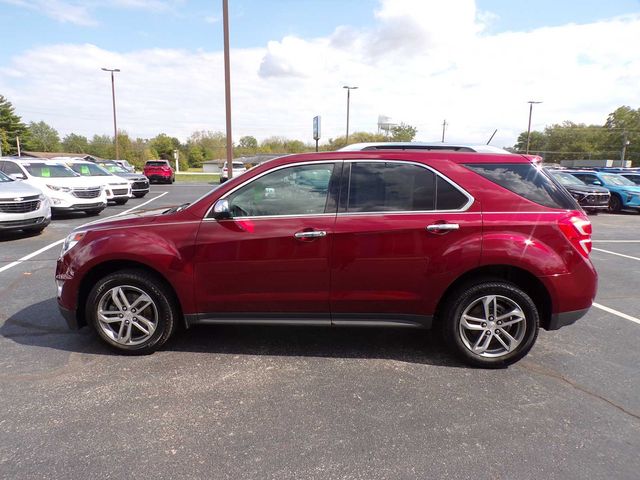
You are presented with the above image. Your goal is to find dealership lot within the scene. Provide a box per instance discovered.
[1,184,639,479]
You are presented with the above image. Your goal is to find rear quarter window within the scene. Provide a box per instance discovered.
[465,163,578,210]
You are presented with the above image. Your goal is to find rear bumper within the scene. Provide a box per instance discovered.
[548,307,590,330]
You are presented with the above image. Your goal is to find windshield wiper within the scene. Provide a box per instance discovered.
[163,203,190,214]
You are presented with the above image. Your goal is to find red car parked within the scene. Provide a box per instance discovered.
[143,160,174,184]
[56,150,597,367]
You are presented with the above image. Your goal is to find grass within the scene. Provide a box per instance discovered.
[175,173,220,183]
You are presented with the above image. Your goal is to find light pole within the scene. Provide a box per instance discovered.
[526,100,542,154]
[222,0,234,179]
[101,67,120,159]
[343,85,358,144]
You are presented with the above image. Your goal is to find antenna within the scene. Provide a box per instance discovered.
[486,129,497,145]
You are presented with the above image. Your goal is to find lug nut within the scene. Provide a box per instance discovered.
[482,322,487,328]
[495,329,500,334]
[123,307,127,311]
[131,308,136,313]
[486,331,492,336]
[133,317,137,321]
[497,320,502,325]
[119,314,124,318]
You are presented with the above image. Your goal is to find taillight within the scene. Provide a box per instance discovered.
[558,211,592,258]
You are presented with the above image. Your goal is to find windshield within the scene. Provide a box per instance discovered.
[99,163,127,174]
[69,163,110,176]
[23,163,78,178]
[0,171,12,182]
[550,171,585,186]
[601,173,636,186]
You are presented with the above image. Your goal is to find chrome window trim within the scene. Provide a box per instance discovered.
[203,158,475,220]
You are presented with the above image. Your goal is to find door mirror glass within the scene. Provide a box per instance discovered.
[592,180,602,186]
[212,199,232,220]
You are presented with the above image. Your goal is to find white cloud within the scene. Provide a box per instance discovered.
[1,0,96,26]
[1,0,639,149]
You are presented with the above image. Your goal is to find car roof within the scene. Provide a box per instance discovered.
[338,142,511,154]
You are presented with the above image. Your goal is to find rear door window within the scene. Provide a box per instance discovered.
[465,163,578,209]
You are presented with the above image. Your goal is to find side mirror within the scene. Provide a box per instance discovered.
[212,199,232,220]
[592,180,602,186]
[9,173,26,181]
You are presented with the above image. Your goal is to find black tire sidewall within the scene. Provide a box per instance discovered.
[86,270,176,354]
[609,194,622,212]
[443,281,539,368]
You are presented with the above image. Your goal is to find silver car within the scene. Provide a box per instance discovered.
[0,169,51,234]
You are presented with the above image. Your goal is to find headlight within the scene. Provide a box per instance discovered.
[47,184,72,193]
[38,193,45,200]
[61,231,86,256]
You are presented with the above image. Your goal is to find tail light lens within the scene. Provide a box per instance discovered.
[558,211,592,258]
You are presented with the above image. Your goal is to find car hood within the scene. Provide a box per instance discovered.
[29,176,103,189]
[0,180,43,198]
[607,184,640,193]
[112,172,148,181]
[79,206,188,231]
[564,185,609,194]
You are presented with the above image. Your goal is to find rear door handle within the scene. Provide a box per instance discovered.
[294,230,327,240]
[426,223,460,233]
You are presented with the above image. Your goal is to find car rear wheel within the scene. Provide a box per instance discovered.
[133,193,147,198]
[442,281,539,368]
[86,270,178,354]
[609,194,622,213]
[114,198,128,205]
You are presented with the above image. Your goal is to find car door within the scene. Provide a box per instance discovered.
[193,161,341,322]
[330,160,482,326]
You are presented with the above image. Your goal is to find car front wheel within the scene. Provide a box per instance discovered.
[442,281,539,368]
[609,194,622,213]
[86,270,178,354]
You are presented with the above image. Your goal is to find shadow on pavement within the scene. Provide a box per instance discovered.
[2,297,463,367]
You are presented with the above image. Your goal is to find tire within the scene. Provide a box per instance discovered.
[441,281,539,368]
[114,198,129,205]
[24,226,46,234]
[609,194,622,213]
[86,269,178,354]
[85,209,103,216]
[133,193,147,198]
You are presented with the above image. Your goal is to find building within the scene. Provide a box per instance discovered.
[560,159,632,168]
[21,151,107,162]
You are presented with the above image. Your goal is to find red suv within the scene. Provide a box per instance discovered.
[56,151,597,367]
[143,160,174,184]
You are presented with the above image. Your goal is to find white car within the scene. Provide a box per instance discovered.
[220,161,247,183]
[0,158,107,216]
[54,159,132,205]
[0,169,51,234]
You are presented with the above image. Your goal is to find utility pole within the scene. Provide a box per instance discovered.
[526,100,542,154]
[101,67,120,159]
[16,136,21,157]
[343,86,358,144]
[441,119,447,142]
[222,0,234,179]
[621,131,630,166]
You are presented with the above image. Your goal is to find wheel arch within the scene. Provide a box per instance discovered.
[434,264,553,330]
[76,259,186,329]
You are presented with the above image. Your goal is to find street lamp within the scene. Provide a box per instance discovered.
[343,85,358,144]
[526,100,542,154]
[101,67,120,160]
[222,0,234,179]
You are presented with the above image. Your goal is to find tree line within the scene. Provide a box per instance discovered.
[2,93,638,167]
[513,106,639,164]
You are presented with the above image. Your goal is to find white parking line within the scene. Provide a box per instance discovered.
[592,247,640,262]
[593,303,640,326]
[0,192,169,275]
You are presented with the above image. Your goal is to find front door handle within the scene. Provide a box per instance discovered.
[426,223,460,233]
[294,230,327,240]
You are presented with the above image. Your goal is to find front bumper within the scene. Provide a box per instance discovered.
[52,202,106,213]
[58,303,80,329]
[0,216,50,231]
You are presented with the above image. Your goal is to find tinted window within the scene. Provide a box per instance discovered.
[347,162,435,212]
[1,161,23,176]
[23,163,78,178]
[146,161,168,167]
[436,176,468,210]
[70,163,110,176]
[466,163,578,209]
[0,170,11,182]
[227,163,335,217]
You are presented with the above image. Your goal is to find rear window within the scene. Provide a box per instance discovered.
[465,163,577,209]
[146,161,168,167]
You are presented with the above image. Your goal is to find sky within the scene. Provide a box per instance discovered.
[0,0,639,149]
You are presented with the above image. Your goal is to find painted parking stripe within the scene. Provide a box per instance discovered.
[593,303,640,326]
[0,192,169,275]
[592,247,640,262]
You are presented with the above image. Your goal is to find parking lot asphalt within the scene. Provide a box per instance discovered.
[1,185,639,480]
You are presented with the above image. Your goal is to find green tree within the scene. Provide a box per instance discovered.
[238,135,258,150]
[325,131,387,150]
[62,133,90,153]
[87,134,115,159]
[0,130,9,156]
[514,130,546,153]
[149,133,181,160]
[0,95,28,155]
[390,123,418,142]
[603,106,640,165]
[23,121,61,152]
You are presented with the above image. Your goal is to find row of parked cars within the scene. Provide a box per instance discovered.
[0,157,151,234]
[546,167,640,213]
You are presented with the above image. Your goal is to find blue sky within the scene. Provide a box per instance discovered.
[0,0,639,146]
[1,0,638,63]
